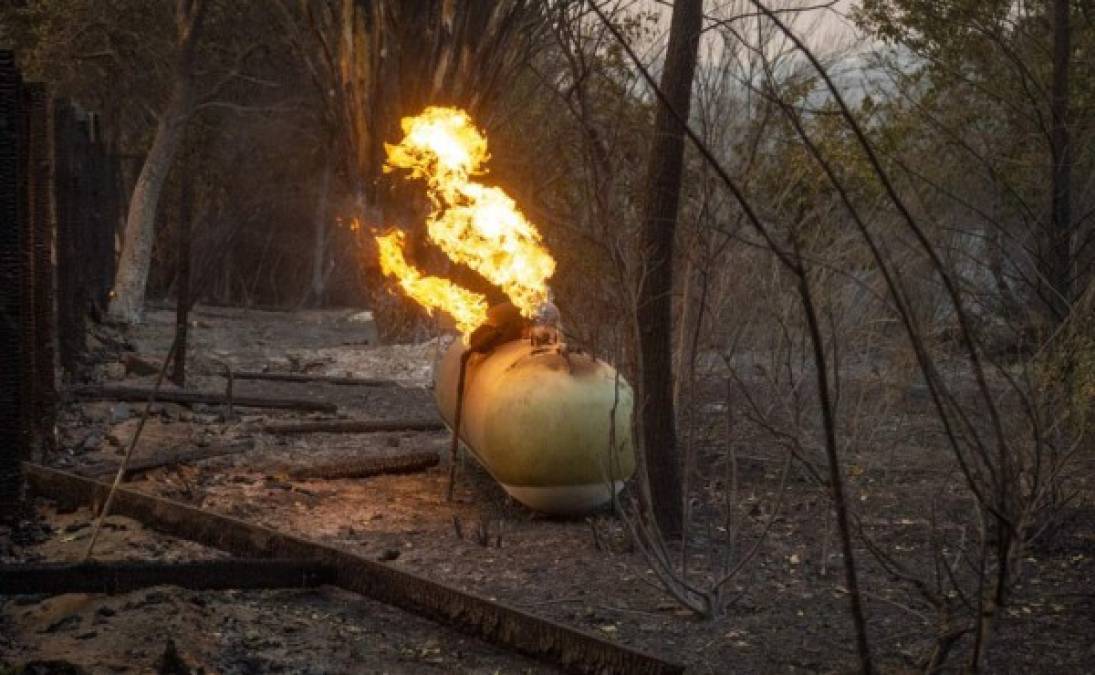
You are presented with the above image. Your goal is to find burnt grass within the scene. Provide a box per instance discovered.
[3,307,1094,673]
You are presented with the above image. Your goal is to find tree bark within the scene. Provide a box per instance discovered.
[1046,0,1072,324]
[637,0,703,538]
[108,0,206,324]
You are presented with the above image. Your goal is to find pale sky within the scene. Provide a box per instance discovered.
[632,0,864,57]
[623,0,881,104]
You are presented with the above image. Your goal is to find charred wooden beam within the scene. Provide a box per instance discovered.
[285,451,439,480]
[68,385,337,413]
[10,559,320,595]
[0,558,333,596]
[229,371,397,387]
[74,444,253,479]
[263,419,444,435]
[24,463,682,675]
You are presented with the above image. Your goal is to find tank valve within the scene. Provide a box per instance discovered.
[530,301,561,346]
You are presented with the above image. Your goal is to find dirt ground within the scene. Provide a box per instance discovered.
[1,507,554,674]
[3,306,1093,673]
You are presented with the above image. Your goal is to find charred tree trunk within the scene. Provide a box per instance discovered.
[1046,0,1072,324]
[303,149,333,308]
[108,0,206,324]
[170,146,193,386]
[636,0,703,538]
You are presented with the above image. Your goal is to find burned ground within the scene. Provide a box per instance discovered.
[2,306,1093,673]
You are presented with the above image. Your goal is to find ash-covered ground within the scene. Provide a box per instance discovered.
[3,305,1093,673]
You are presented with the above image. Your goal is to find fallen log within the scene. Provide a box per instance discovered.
[285,451,439,480]
[69,385,337,413]
[0,558,333,596]
[263,419,445,435]
[24,463,682,675]
[74,444,253,479]
[229,371,397,387]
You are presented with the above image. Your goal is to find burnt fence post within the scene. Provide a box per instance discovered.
[53,99,87,377]
[27,83,56,458]
[0,53,120,518]
[53,105,120,370]
[90,116,118,312]
[0,50,27,519]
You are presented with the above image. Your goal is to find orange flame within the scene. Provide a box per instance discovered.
[376,230,489,335]
[374,106,555,337]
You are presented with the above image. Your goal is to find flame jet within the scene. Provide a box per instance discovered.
[375,230,488,335]
[375,107,556,337]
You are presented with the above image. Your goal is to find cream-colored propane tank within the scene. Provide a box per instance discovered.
[435,337,635,515]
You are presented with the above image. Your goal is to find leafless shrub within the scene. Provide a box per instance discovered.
[579,2,1090,671]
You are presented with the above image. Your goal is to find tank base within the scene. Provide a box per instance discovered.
[501,481,625,516]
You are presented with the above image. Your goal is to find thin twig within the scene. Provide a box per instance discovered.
[83,334,180,561]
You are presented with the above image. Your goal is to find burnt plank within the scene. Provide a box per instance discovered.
[74,444,254,479]
[68,384,337,413]
[263,419,444,435]
[229,371,397,387]
[0,558,333,596]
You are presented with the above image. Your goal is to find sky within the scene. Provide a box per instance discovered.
[633,0,866,56]
[624,0,887,104]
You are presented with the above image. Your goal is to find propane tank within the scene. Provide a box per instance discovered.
[435,308,635,515]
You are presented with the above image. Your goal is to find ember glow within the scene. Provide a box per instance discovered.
[375,106,556,337]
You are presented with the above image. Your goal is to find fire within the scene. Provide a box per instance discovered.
[375,230,489,335]
[374,106,556,337]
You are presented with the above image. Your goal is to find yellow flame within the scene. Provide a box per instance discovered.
[376,230,489,335]
[374,106,555,335]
